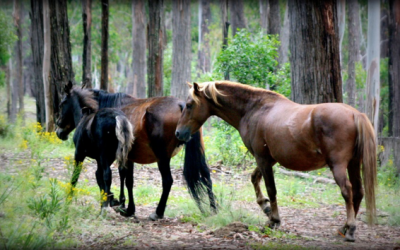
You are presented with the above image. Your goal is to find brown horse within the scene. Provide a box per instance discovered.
[175,81,377,242]
[56,81,217,220]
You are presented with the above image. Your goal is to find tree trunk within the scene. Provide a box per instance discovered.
[229,0,246,37]
[100,0,109,91]
[197,0,211,76]
[268,0,280,35]
[346,0,361,108]
[289,0,343,104]
[337,0,345,66]
[130,0,146,98]
[49,0,74,122]
[260,0,269,34]
[220,0,230,80]
[388,0,400,137]
[171,0,191,100]
[43,0,54,132]
[82,0,92,88]
[147,0,164,97]
[278,1,289,66]
[365,0,380,135]
[7,52,12,122]
[31,0,46,126]
[13,0,24,120]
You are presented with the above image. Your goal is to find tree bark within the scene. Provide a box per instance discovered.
[7,51,12,122]
[260,0,269,34]
[147,0,164,97]
[100,0,109,91]
[82,0,92,88]
[171,0,191,100]
[388,0,400,137]
[49,0,74,122]
[365,0,380,135]
[268,0,280,35]
[337,0,345,66]
[229,0,246,37]
[129,0,146,98]
[346,0,361,108]
[197,0,211,75]
[289,0,343,104]
[31,0,46,126]
[13,0,24,121]
[220,0,230,80]
[43,0,54,131]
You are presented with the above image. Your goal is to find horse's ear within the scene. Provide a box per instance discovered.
[64,80,73,94]
[193,82,200,94]
[186,82,193,88]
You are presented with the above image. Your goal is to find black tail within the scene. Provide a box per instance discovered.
[183,129,217,212]
[115,115,134,168]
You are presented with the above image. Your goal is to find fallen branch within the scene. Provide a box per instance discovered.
[276,168,336,185]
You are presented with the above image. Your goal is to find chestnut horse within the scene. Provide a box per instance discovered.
[56,81,216,220]
[175,81,377,242]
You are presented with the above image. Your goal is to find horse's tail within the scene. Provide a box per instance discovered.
[183,128,215,210]
[354,112,377,225]
[115,115,134,168]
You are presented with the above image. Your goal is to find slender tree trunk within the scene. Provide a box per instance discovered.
[171,0,191,100]
[147,0,164,97]
[7,52,12,122]
[14,0,24,120]
[365,0,381,135]
[260,0,269,34]
[100,0,109,91]
[31,0,46,126]
[49,0,74,121]
[82,0,92,88]
[198,0,211,76]
[43,0,54,131]
[289,0,343,104]
[130,0,146,98]
[279,1,289,66]
[220,0,229,80]
[346,0,361,108]
[388,0,400,137]
[268,0,280,35]
[229,0,246,37]
[337,0,346,66]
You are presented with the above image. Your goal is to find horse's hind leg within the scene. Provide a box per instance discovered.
[120,161,136,217]
[251,167,270,215]
[118,166,126,208]
[331,163,357,242]
[348,157,364,218]
[256,156,280,228]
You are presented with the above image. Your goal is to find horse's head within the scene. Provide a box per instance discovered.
[56,81,81,141]
[175,82,212,142]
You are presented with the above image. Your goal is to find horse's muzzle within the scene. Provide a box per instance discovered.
[56,128,69,141]
[175,129,190,142]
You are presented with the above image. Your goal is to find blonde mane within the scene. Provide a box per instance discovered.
[189,81,285,106]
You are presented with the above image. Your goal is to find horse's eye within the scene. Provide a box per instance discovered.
[186,103,192,109]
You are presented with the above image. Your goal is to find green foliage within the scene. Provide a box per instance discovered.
[215,29,280,88]
[0,9,16,67]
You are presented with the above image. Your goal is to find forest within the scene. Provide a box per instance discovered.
[0,0,399,249]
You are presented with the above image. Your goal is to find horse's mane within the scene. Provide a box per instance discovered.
[190,81,285,105]
[72,88,133,111]
[72,88,99,112]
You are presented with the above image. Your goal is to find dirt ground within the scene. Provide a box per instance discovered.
[1,150,400,250]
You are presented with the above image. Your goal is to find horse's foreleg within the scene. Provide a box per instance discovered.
[331,163,356,242]
[256,156,280,229]
[251,167,270,214]
[149,158,173,221]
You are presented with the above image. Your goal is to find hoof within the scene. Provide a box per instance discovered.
[110,198,121,207]
[267,220,281,229]
[345,225,356,242]
[116,207,135,218]
[263,206,272,217]
[149,213,163,221]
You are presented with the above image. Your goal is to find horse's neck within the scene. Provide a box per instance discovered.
[212,86,277,129]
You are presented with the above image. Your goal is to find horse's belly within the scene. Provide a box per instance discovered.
[273,150,326,171]
[129,143,158,164]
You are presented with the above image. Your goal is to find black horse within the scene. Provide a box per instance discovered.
[56,81,216,220]
[58,102,134,212]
